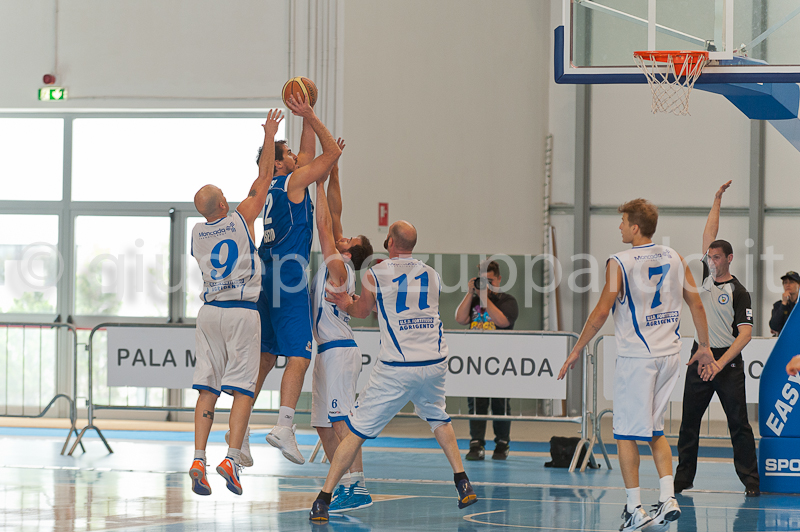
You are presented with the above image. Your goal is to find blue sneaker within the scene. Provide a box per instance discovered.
[309,498,330,523]
[456,478,477,509]
[330,481,373,512]
[328,484,350,512]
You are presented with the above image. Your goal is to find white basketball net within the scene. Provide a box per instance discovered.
[633,53,708,116]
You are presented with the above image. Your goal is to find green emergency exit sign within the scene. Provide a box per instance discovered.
[39,88,67,101]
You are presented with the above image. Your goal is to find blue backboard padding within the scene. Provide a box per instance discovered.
[759,303,800,438]
[695,83,800,120]
[769,118,800,153]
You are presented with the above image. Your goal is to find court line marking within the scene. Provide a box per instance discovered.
[463,510,619,531]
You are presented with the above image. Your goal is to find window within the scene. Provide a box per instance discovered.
[74,216,170,317]
[0,215,59,314]
[0,119,63,201]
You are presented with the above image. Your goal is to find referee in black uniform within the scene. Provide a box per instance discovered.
[674,181,760,497]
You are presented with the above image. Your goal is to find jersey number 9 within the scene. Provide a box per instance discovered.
[210,239,239,280]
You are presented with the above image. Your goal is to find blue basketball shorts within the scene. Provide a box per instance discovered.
[257,257,313,359]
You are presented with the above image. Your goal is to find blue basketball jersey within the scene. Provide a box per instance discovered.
[258,173,314,262]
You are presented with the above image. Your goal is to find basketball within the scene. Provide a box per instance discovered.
[282,76,317,108]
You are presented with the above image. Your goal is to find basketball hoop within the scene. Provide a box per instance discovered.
[633,51,709,116]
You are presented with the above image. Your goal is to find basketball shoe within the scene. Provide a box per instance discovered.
[330,481,373,512]
[619,505,653,531]
[456,479,478,509]
[189,458,212,496]
[225,427,253,467]
[265,424,305,464]
[216,457,243,495]
[648,497,680,532]
[309,498,330,523]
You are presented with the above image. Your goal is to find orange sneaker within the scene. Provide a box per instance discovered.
[189,459,212,496]
[216,457,243,495]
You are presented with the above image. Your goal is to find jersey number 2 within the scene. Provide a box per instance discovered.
[648,264,671,309]
[392,272,430,313]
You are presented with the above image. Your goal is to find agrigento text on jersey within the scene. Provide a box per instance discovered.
[398,317,435,331]
[645,311,679,326]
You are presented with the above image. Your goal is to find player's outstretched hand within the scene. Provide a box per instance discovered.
[263,109,284,138]
[558,349,581,380]
[286,92,314,118]
[715,180,732,199]
[787,354,800,376]
[336,138,346,152]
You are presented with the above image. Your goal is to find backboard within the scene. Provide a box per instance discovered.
[556,0,800,84]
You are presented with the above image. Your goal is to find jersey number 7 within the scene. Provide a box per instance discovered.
[647,264,671,309]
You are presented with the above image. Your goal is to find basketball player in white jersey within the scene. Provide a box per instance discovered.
[188,110,282,497]
[310,151,374,512]
[308,221,477,523]
[558,199,714,532]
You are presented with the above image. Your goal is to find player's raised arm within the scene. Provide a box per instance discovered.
[681,256,716,378]
[701,180,731,254]
[284,94,342,201]
[327,138,346,242]
[296,113,316,169]
[325,270,377,319]
[558,259,623,380]
[315,174,349,287]
[237,110,283,231]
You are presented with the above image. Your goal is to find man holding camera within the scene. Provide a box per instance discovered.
[455,260,519,460]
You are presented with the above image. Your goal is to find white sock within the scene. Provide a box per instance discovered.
[340,472,351,488]
[626,487,641,513]
[194,450,206,461]
[278,406,295,427]
[659,475,674,502]
[350,471,365,488]
[227,448,241,464]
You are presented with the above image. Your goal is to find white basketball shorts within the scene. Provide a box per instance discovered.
[193,304,261,398]
[311,345,363,428]
[613,354,680,441]
[347,359,450,439]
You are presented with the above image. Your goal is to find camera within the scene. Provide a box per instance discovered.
[474,277,488,290]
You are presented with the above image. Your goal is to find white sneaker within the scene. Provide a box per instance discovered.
[225,427,254,468]
[265,424,305,464]
[620,505,653,531]
[648,497,680,532]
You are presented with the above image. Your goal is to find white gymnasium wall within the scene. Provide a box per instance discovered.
[0,0,291,108]
[340,0,550,255]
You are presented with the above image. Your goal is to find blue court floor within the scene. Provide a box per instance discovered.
[1,428,799,531]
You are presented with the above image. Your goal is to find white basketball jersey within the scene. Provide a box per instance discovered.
[191,211,261,304]
[370,258,448,364]
[610,244,684,358]
[310,262,356,344]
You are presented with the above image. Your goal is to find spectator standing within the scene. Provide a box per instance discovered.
[769,271,800,335]
[455,260,519,461]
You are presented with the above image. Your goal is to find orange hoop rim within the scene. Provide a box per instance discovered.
[633,50,709,65]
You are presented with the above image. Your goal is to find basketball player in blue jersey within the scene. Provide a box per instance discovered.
[253,91,342,465]
[309,221,477,523]
[188,110,282,496]
[310,152,374,513]
[558,199,715,532]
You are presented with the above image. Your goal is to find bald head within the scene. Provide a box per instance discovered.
[389,220,417,253]
[194,185,227,220]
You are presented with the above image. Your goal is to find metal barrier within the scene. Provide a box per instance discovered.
[590,335,761,471]
[0,322,82,455]
[74,324,600,471]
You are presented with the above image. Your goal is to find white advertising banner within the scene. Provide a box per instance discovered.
[107,327,571,399]
[601,336,775,404]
